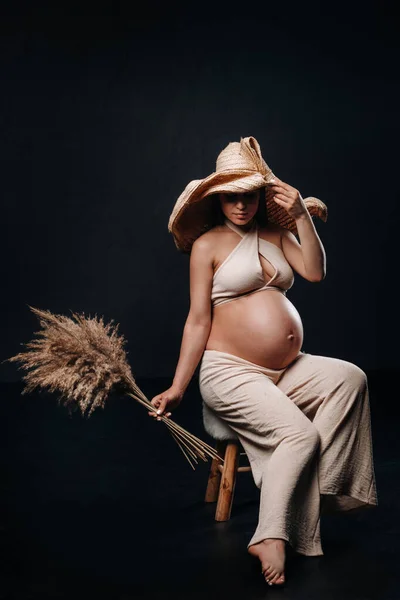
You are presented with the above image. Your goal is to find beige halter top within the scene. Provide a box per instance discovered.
[211,218,294,307]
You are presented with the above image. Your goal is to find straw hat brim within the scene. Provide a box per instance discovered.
[168,168,328,253]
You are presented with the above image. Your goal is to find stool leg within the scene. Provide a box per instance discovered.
[205,440,226,503]
[215,441,240,522]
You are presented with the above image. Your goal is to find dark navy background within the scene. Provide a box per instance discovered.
[1,3,399,599]
[1,0,399,380]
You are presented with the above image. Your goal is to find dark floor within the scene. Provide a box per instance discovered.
[0,371,399,600]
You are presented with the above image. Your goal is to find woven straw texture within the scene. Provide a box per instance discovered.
[168,136,327,253]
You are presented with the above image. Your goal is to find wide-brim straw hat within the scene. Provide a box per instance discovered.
[168,136,328,253]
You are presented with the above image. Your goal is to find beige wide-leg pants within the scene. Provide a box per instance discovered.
[199,349,378,557]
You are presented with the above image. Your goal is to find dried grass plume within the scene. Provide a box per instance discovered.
[7,306,133,416]
[5,306,222,469]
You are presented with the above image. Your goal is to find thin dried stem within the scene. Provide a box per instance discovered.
[169,429,197,470]
[163,425,200,463]
[125,392,221,459]
[5,306,224,469]
[126,392,220,462]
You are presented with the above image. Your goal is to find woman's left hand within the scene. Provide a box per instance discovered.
[269,177,308,220]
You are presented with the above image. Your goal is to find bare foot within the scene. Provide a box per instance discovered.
[248,538,286,585]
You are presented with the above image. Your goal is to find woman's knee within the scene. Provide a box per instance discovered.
[316,356,368,393]
[343,361,368,391]
[329,360,368,399]
[324,360,369,416]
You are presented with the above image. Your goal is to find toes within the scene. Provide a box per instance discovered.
[269,572,281,584]
[271,572,285,585]
[262,565,274,578]
[264,569,277,584]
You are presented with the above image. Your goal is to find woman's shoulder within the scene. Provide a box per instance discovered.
[191,226,228,263]
[194,225,226,245]
[191,227,218,254]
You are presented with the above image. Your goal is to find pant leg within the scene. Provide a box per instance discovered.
[199,350,324,557]
[276,352,378,513]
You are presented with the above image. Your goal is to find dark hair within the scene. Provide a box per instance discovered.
[210,187,269,227]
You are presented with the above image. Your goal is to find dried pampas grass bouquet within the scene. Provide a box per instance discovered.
[6,306,223,470]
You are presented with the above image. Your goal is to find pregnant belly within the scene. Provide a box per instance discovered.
[206,289,304,369]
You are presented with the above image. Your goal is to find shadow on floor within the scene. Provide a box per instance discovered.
[0,373,398,599]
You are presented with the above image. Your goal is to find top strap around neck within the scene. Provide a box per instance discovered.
[224,217,257,238]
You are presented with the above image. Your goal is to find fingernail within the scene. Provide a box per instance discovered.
[156,409,161,414]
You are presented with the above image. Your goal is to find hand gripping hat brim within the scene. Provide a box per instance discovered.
[168,136,328,253]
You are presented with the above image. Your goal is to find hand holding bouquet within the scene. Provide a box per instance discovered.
[5,306,223,470]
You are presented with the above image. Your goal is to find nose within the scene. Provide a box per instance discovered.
[235,198,247,208]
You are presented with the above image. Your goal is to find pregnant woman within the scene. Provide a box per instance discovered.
[149,136,378,587]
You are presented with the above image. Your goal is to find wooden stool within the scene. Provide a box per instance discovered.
[202,401,252,521]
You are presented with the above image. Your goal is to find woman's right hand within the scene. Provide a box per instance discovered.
[148,386,184,420]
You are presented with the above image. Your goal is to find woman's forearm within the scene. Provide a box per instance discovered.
[172,319,211,394]
[295,211,326,280]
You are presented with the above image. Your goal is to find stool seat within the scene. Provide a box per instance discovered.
[202,401,238,441]
[202,401,251,521]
